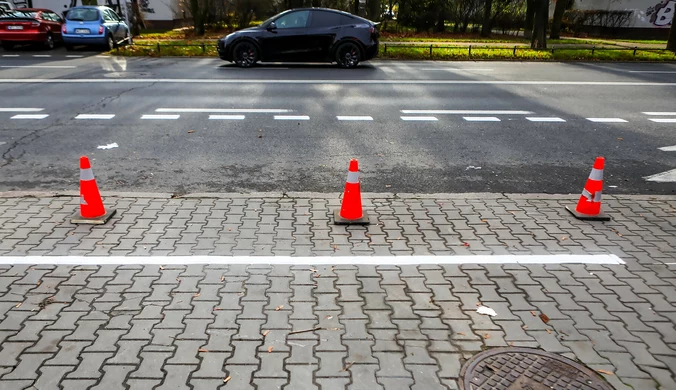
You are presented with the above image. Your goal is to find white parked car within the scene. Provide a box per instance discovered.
[0,1,16,13]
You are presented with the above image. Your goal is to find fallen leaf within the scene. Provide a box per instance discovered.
[228,228,232,231]
[188,130,195,133]
[561,236,567,241]
[546,329,552,334]
[457,332,466,336]
[509,342,514,346]
[522,325,528,330]
[263,330,270,337]
[194,293,201,298]
[276,305,283,311]
[160,266,165,270]
[341,361,355,372]
[385,184,391,188]
[15,302,22,308]
[221,276,225,282]
[36,281,41,286]
[224,376,231,383]
[198,348,209,353]
[539,313,550,324]
[530,311,537,316]
[476,302,482,306]
[326,315,333,320]
[267,346,274,353]
[484,333,490,339]
[617,137,623,141]
[597,369,614,376]
[214,307,223,311]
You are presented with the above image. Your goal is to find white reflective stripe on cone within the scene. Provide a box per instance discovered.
[588,168,604,181]
[594,190,602,202]
[581,189,593,202]
[80,168,95,181]
[80,195,88,205]
[346,171,359,183]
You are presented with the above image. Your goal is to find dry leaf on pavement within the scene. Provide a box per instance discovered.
[530,310,537,316]
[15,303,21,308]
[263,330,270,337]
[267,346,273,353]
[188,130,195,133]
[198,348,209,353]
[539,313,550,324]
[597,369,614,376]
[224,376,231,383]
[275,305,283,311]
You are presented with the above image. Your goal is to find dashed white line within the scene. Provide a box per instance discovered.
[2,54,19,57]
[0,65,76,69]
[643,112,676,116]
[32,55,51,58]
[420,68,494,72]
[629,71,676,74]
[586,118,628,123]
[401,116,438,121]
[649,118,676,123]
[379,66,396,74]
[274,115,310,120]
[66,55,84,58]
[0,254,625,265]
[75,114,115,120]
[141,114,180,120]
[463,117,501,122]
[11,114,49,119]
[209,115,246,120]
[658,145,676,151]
[337,116,373,121]
[401,110,532,115]
[0,108,44,112]
[526,117,566,122]
[157,108,292,113]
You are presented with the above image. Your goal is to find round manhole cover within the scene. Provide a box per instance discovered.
[459,347,613,390]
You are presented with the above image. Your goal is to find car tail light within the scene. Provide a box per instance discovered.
[62,25,66,34]
[99,25,104,34]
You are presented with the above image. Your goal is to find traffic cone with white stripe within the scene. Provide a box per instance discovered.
[334,159,369,225]
[71,156,116,224]
[566,156,611,221]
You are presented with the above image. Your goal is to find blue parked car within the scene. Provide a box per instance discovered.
[62,6,131,50]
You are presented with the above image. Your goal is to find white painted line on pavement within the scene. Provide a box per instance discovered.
[274,115,309,120]
[3,79,676,86]
[66,55,84,58]
[649,118,676,123]
[1,65,76,69]
[586,118,627,123]
[526,117,566,122]
[402,110,532,115]
[629,71,676,73]
[463,116,501,122]
[644,169,676,182]
[11,114,49,119]
[141,114,180,120]
[0,255,625,265]
[32,55,51,58]
[75,114,115,120]
[209,115,245,120]
[2,54,19,57]
[421,68,494,71]
[643,112,676,115]
[401,116,438,121]
[379,66,396,74]
[658,145,676,151]
[337,116,373,121]
[157,108,292,113]
[0,108,44,112]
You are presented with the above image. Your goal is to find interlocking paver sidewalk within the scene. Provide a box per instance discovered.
[0,192,674,389]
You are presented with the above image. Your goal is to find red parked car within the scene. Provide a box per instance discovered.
[0,8,64,50]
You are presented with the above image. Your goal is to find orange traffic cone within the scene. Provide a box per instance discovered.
[334,159,369,225]
[566,156,611,221]
[71,156,116,224]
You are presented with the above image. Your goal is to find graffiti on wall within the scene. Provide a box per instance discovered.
[646,0,674,26]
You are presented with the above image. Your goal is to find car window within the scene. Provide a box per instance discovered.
[66,8,100,21]
[109,10,121,21]
[274,10,309,29]
[102,9,115,21]
[310,11,342,28]
[49,12,63,23]
[0,10,38,19]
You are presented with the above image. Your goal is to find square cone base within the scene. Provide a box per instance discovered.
[334,209,370,225]
[566,205,610,221]
[71,209,117,225]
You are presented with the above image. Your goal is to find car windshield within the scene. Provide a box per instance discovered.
[66,8,99,21]
[0,10,38,19]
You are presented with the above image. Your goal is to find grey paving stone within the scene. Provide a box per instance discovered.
[155,364,197,390]
[130,351,173,379]
[282,365,318,390]
[3,353,53,380]
[67,352,113,380]
[33,365,75,390]
[90,365,136,390]
[377,377,414,390]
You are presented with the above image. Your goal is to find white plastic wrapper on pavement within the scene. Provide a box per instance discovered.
[97,143,119,150]
[476,305,497,317]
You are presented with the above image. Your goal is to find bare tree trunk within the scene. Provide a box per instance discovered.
[550,0,569,39]
[481,0,493,37]
[531,0,547,48]
[668,20,676,51]
[524,0,535,39]
[190,0,205,36]
[131,0,141,36]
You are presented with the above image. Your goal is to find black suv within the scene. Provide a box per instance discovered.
[218,8,379,68]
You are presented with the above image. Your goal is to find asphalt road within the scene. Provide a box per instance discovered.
[1,50,675,195]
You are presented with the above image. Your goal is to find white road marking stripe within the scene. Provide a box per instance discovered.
[11,114,49,119]
[643,112,676,115]
[420,68,494,71]
[2,79,676,86]
[649,118,676,123]
[629,71,676,73]
[402,110,532,115]
[141,114,180,120]
[1,65,76,69]
[157,108,292,113]
[66,55,84,58]
[586,118,628,123]
[274,115,309,120]
[32,55,51,58]
[337,116,373,121]
[379,66,396,74]
[0,108,44,112]
[75,114,115,119]
[401,116,438,121]
[658,145,676,151]
[644,169,676,182]
[0,255,624,265]
[463,116,501,122]
[209,115,245,120]
[526,117,566,122]
[2,54,19,57]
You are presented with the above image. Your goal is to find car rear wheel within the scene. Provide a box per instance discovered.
[105,34,115,51]
[43,34,54,50]
[233,41,258,68]
[335,42,361,69]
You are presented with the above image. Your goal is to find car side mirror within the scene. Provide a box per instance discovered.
[267,22,276,31]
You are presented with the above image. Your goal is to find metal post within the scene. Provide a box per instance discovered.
[633,47,637,56]
[469,45,472,57]
[513,46,517,56]
[384,44,387,54]
[157,43,160,55]
[592,46,595,56]
[429,45,433,58]
[202,43,205,54]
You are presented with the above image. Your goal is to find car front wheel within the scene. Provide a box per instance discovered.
[105,34,115,51]
[335,42,361,69]
[233,41,258,68]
